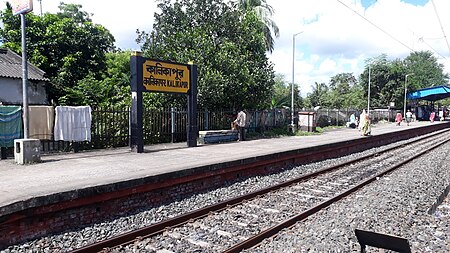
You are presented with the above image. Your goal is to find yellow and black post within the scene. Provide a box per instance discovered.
[130,53,198,152]
[130,52,144,153]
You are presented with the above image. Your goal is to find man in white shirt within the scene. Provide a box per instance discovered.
[234,109,247,141]
[406,110,413,126]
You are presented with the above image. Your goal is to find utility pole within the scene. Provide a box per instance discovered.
[39,0,43,16]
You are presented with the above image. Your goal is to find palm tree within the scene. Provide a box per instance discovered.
[235,0,280,53]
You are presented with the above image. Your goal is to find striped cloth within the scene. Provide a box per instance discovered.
[0,106,23,147]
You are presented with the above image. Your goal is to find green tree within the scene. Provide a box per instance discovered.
[0,2,115,104]
[234,0,280,53]
[359,51,448,111]
[270,74,290,109]
[307,82,329,108]
[404,51,449,91]
[137,0,275,110]
[62,51,131,106]
[328,73,358,109]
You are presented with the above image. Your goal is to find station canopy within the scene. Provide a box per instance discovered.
[407,85,450,101]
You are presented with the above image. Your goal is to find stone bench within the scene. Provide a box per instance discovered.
[198,130,239,144]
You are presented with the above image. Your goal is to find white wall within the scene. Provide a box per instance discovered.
[0,78,48,105]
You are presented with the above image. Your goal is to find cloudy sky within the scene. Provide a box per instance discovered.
[3,0,450,95]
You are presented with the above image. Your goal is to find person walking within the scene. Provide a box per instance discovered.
[430,111,436,123]
[358,109,367,131]
[395,112,402,126]
[361,114,371,136]
[405,110,413,126]
[234,109,247,141]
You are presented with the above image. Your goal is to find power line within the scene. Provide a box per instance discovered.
[430,0,450,54]
[336,0,415,52]
[419,37,446,59]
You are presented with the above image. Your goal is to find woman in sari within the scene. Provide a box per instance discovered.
[361,114,371,136]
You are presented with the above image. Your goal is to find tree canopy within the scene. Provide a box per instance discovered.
[359,52,448,109]
[136,0,275,110]
[0,2,115,104]
[234,0,280,53]
[305,51,448,111]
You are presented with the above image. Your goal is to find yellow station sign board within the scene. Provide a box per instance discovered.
[142,60,190,93]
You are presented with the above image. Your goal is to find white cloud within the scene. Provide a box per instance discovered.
[3,0,449,96]
[318,58,337,75]
[267,0,450,95]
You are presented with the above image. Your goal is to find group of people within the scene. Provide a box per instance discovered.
[395,110,414,126]
[347,110,371,136]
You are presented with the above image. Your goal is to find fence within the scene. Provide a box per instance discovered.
[38,107,289,154]
[310,108,396,128]
[2,106,397,156]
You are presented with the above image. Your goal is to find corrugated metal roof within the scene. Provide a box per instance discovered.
[0,48,49,81]
[407,85,450,101]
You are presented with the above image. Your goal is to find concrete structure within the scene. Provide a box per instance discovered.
[0,48,50,105]
[0,121,448,247]
[14,139,41,164]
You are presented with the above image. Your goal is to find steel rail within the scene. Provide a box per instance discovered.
[223,136,450,253]
[70,129,449,253]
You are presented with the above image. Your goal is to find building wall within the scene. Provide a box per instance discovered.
[0,78,48,105]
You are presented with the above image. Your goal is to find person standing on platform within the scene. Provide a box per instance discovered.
[234,109,247,141]
[361,114,371,136]
[346,113,357,128]
[430,111,436,123]
[358,109,366,131]
[395,112,402,126]
[405,110,413,126]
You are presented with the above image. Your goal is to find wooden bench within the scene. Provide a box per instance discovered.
[198,130,239,144]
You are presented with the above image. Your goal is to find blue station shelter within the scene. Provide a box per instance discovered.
[407,85,450,120]
[407,85,450,101]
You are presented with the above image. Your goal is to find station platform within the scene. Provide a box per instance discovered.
[0,121,448,217]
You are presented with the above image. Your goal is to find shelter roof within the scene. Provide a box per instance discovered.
[0,48,49,81]
[407,85,450,101]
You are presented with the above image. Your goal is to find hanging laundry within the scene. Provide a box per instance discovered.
[29,106,54,140]
[54,106,92,142]
[0,106,23,147]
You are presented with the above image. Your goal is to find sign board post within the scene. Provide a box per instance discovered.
[12,0,33,139]
[130,53,198,153]
[130,53,144,153]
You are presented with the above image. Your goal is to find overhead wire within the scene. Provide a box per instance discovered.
[430,0,450,54]
[418,37,446,59]
[336,0,415,52]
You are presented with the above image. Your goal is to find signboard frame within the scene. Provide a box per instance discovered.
[142,59,191,94]
[11,0,33,16]
[130,54,198,153]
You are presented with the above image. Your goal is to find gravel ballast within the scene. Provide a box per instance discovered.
[246,142,450,252]
[2,135,449,252]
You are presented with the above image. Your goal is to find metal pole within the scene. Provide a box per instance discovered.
[39,0,42,16]
[21,14,29,139]
[367,64,371,116]
[291,34,295,129]
[404,73,414,120]
[291,31,303,131]
[404,75,407,119]
[171,107,175,143]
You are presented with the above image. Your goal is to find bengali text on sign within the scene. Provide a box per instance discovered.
[142,60,190,93]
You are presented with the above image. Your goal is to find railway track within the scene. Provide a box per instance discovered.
[70,129,450,253]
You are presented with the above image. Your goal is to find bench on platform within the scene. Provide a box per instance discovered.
[198,130,239,144]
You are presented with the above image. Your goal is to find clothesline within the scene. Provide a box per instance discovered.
[0,105,92,148]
